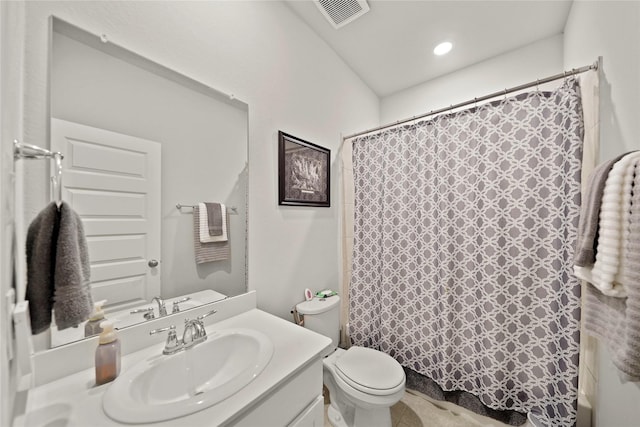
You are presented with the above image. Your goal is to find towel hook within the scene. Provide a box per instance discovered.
[51,152,63,207]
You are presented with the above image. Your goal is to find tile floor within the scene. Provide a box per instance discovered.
[324,389,534,427]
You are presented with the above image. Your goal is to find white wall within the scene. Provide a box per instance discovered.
[380,34,563,124]
[563,1,640,426]
[21,2,379,325]
[0,1,25,424]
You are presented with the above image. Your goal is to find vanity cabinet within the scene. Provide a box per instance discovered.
[231,360,324,426]
[287,396,325,427]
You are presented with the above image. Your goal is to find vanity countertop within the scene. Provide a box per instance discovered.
[14,308,331,427]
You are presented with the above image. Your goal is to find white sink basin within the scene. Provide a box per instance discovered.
[103,328,274,423]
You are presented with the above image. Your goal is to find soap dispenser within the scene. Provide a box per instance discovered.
[95,320,121,386]
[85,299,107,337]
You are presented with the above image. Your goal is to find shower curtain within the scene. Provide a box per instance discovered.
[348,79,584,426]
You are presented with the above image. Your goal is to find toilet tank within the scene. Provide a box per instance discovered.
[296,296,340,353]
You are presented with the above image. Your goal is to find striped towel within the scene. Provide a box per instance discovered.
[614,156,638,285]
[583,158,640,381]
[574,152,640,297]
[193,206,230,264]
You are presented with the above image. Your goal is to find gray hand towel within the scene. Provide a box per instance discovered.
[574,152,631,266]
[204,202,223,236]
[25,202,59,334]
[52,202,93,330]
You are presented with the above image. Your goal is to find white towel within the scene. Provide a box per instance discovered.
[574,152,640,297]
[198,203,228,243]
[613,156,636,285]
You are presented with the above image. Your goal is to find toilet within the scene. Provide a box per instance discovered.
[296,296,405,427]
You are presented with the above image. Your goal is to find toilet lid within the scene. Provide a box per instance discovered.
[334,347,405,394]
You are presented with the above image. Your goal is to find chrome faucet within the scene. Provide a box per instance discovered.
[182,318,207,349]
[149,309,217,355]
[182,309,217,349]
[152,296,167,317]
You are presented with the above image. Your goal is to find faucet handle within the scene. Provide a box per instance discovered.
[150,325,182,355]
[171,297,191,314]
[149,325,174,335]
[197,309,218,321]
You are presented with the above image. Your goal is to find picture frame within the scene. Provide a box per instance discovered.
[278,131,330,207]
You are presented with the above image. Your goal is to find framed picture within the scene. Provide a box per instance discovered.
[278,131,330,207]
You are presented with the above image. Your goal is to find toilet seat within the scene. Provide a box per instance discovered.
[334,347,405,396]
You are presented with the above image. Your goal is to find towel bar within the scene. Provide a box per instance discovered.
[13,140,63,160]
[176,204,238,214]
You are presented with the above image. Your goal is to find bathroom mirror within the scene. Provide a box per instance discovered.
[28,17,249,350]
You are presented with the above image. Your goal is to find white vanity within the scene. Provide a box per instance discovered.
[13,292,331,426]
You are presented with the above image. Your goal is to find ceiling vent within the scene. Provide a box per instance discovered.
[314,0,370,29]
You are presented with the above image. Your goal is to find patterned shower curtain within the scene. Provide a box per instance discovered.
[349,79,583,426]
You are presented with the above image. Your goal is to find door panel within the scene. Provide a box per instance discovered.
[87,235,146,263]
[67,189,146,218]
[90,276,147,306]
[70,140,147,177]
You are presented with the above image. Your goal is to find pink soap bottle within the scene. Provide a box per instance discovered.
[95,320,121,386]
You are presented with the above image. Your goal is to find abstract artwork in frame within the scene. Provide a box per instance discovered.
[278,131,330,207]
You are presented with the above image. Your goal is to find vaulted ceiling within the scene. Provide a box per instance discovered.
[285,1,573,97]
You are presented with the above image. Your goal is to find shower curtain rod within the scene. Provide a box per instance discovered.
[343,60,599,140]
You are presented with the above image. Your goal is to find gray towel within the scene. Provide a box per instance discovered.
[193,206,230,263]
[574,152,631,266]
[204,202,223,236]
[25,202,59,334]
[52,202,93,330]
[584,158,640,380]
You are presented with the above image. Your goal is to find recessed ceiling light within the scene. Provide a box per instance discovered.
[433,41,453,56]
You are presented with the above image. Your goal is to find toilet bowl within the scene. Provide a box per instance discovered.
[296,296,406,427]
[323,346,405,427]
